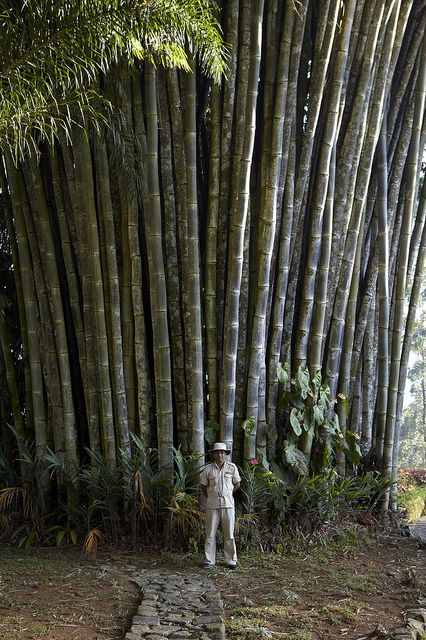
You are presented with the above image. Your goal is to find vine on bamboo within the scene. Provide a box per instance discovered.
[277,363,361,476]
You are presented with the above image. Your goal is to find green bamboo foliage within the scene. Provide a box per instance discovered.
[1,1,425,509]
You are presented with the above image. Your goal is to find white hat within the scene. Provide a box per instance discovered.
[209,442,231,454]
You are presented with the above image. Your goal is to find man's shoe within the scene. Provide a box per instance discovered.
[227,563,237,570]
[201,562,215,569]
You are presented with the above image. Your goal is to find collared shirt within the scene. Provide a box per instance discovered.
[200,461,241,509]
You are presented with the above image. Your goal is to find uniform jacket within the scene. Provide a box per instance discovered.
[200,461,241,509]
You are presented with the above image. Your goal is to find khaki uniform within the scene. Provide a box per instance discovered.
[200,461,241,566]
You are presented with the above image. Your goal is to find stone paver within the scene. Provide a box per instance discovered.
[390,601,426,639]
[408,516,426,543]
[125,570,225,640]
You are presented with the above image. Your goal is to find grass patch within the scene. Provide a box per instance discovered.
[318,602,359,623]
[27,625,52,637]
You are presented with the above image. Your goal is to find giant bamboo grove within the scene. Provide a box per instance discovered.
[0,0,425,505]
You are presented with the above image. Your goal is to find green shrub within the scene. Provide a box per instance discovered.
[0,436,203,551]
[398,486,426,522]
[236,463,391,548]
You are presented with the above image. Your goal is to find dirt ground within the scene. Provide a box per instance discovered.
[0,529,424,640]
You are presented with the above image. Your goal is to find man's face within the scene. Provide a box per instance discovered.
[213,450,226,466]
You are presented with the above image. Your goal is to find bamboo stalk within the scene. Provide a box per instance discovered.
[296,0,358,367]
[266,0,308,444]
[50,150,89,443]
[326,1,402,400]
[374,115,390,466]
[0,314,24,438]
[383,25,426,473]
[325,0,385,338]
[308,141,335,374]
[205,82,222,427]
[185,58,205,457]
[145,63,174,475]
[166,69,191,444]
[95,137,130,455]
[74,131,116,466]
[130,69,154,444]
[60,135,101,453]
[245,0,297,460]
[391,177,426,507]
[216,0,243,380]
[5,158,48,456]
[290,0,343,266]
[0,162,31,439]
[158,71,188,451]
[220,0,264,452]
[361,297,378,455]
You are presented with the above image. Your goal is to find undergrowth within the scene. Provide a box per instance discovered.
[398,486,426,521]
[0,429,393,552]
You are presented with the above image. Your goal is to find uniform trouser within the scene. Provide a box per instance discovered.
[204,507,237,565]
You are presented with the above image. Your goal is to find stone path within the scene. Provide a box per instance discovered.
[124,522,426,640]
[409,516,426,543]
[125,570,225,640]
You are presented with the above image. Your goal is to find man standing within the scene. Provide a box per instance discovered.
[199,442,241,569]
